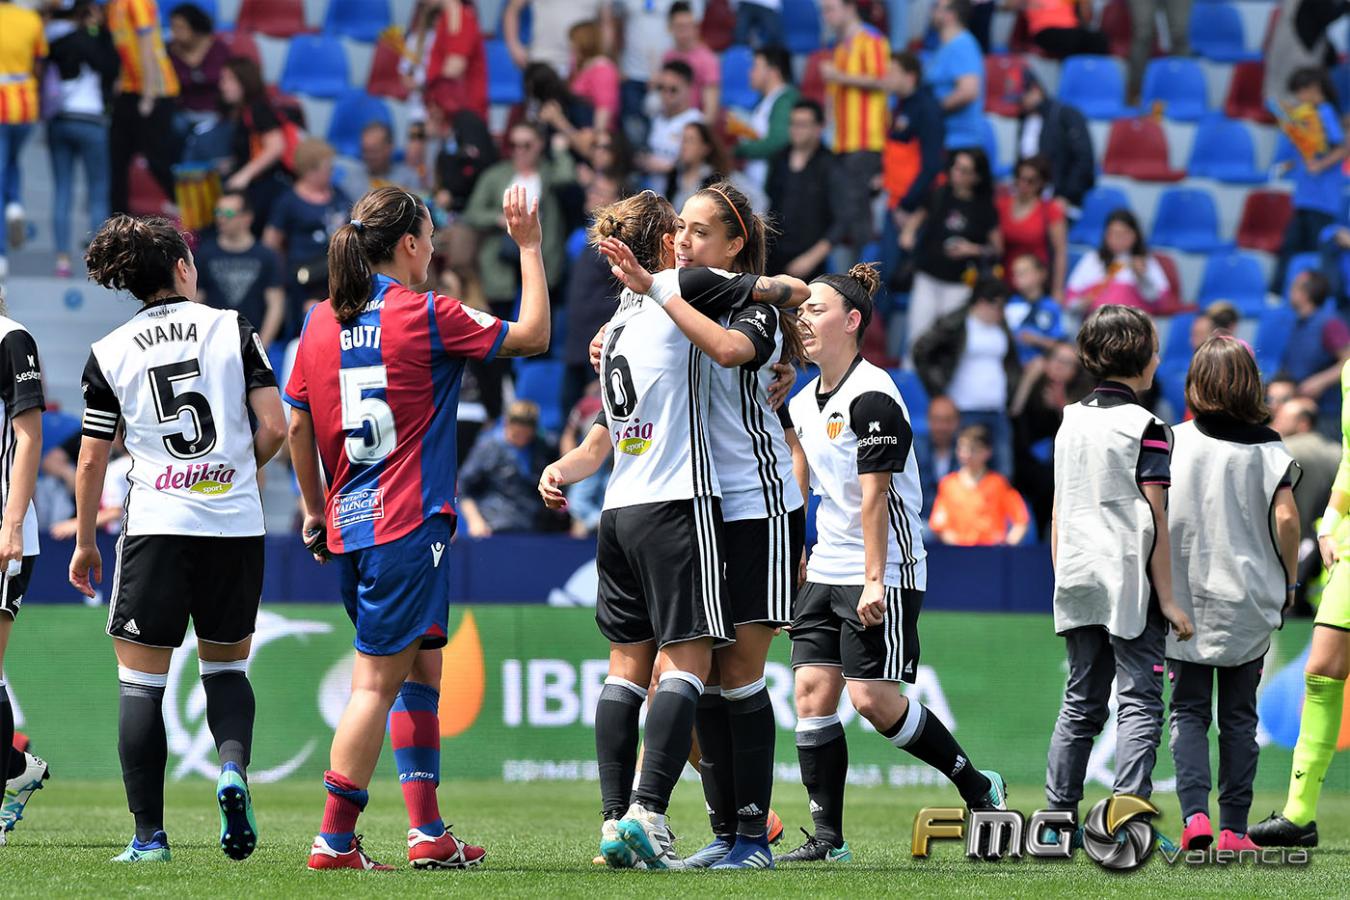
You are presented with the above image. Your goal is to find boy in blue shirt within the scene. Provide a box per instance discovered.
[1271,67,1347,294]
[1005,254,1066,365]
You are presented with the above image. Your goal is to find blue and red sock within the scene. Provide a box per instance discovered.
[319,770,368,853]
[389,681,444,837]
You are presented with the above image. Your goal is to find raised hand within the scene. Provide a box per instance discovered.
[503,185,542,251]
[598,237,655,296]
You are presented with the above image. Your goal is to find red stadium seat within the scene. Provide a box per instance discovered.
[1236,190,1294,254]
[1007,12,1040,56]
[1099,0,1159,60]
[367,35,411,100]
[1101,117,1184,181]
[984,55,1027,117]
[800,49,831,105]
[224,28,261,66]
[128,155,172,218]
[235,0,307,37]
[1152,252,1190,312]
[1224,61,1275,124]
[701,0,736,51]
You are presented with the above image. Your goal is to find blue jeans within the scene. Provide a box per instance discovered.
[0,122,32,255]
[959,408,1013,478]
[47,117,110,256]
[733,2,784,48]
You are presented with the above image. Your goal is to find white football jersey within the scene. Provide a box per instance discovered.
[789,357,926,589]
[0,316,44,557]
[599,279,719,509]
[81,298,276,537]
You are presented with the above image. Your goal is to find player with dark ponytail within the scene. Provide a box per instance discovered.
[778,263,1009,863]
[71,214,288,863]
[289,185,550,871]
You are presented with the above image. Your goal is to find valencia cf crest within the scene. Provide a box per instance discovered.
[826,412,846,440]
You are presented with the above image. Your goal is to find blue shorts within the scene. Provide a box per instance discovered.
[337,514,454,656]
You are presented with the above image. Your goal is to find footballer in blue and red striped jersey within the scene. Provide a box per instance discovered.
[284,273,507,555]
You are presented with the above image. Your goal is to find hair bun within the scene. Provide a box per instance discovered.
[846,262,882,299]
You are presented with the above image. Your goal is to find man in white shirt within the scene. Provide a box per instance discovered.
[640,60,703,191]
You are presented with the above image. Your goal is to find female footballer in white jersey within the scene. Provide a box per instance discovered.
[782,264,1006,861]
[596,181,809,870]
[68,216,287,863]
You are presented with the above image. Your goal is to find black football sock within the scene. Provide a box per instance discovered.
[795,715,848,847]
[632,672,703,816]
[883,701,992,806]
[595,677,645,820]
[694,688,736,840]
[725,678,775,838]
[200,661,255,775]
[118,667,168,843]
[0,678,12,786]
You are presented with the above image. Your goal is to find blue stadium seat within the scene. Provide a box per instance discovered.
[279,34,350,99]
[888,368,930,434]
[486,39,524,106]
[514,359,565,433]
[1186,117,1264,184]
[1189,5,1259,62]
[326,90,393,158]
[784,0,822,53]
[1068,186,1130,246]
[1157,360,1189,419]
[978,116,1010,178]
[1284,252,1321,296]
[1197,251,1267,314]
[1057,55,1134,120]
[1140,57,1208,121]
[324,0,392,42]
[1150,188,1232,254]
[721,45,758,109]
[1254,306,1297,377]
[1162,312,1199,365]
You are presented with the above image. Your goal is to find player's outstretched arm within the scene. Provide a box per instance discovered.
[539,423,612,509]
[499,185,551,358]
[248,387,287,469]
[750,274,810,309]
[68,436,111,598]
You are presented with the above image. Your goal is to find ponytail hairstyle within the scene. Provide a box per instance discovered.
[85,214,192,303]
[693,180,773,276]
[587,189,679,274]
[811,262,882,348]
[328,186,428,324]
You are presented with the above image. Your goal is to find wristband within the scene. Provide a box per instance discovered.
[646,277,676,308]
[1319,507,1343,537]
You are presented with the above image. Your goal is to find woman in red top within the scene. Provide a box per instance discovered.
[568,20,618,134]
[425,0,488,121]
[997,156,1067,302]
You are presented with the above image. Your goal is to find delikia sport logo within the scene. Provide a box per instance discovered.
[155,462,236,496]
[615,417,655,456]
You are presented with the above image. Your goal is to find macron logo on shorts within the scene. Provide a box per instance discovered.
[431,542,445,568]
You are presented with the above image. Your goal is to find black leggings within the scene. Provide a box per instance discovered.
[109,94,179,215]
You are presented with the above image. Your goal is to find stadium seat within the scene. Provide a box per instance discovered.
[983,55,1027,117]
[888,368,929,430]
[1196,251,1267,314]
[1190,5,1258,62]
[721,45,757,109]
[235,0,306,37]
[1101,118,1184,181]
[1334,62,1350,116]
[1185,117,1264,184]
[800,49,831,105]
[279,34,350,99]
[1068,186,1131,246]
[486,39,524,106]
[979,116,1011,179]
[514,360,565,433]
[784,0,822,54]
[1100,0,1161,60]
[1224,61,1275,124]
[1162,311,1199,365]
[1157,360,1189,419]
[1154,252,1185,307]
[1140,57,1208,121]
[327,91,393,157]
[1284,252,1320,296]
[1150,188,1232,254]
[1236,190,1293,253]
[128,155,172,218]
[367,35,412,100]
[223,28,261,66]
[1057,55,1134,120]
[324,0,392,42]
[1253,306,1297,376]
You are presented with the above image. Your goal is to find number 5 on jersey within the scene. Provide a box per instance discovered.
[341,365,397,464]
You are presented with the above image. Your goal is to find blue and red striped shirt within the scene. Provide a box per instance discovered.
[285,274,508,553]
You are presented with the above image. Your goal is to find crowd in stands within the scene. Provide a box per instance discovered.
[11,0,1350,560]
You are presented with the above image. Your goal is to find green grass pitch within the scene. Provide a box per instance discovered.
[4,778,1348,897]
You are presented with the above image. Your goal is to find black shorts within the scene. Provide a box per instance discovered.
[724,507,806,627]
[0,556,36,620]
[596,496,732,648]
[107,534,264,648]
[789,582,924,683]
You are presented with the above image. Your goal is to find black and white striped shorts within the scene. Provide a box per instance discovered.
[789,582,924,683]
[723,507,806,628]
[0,555,36,619]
